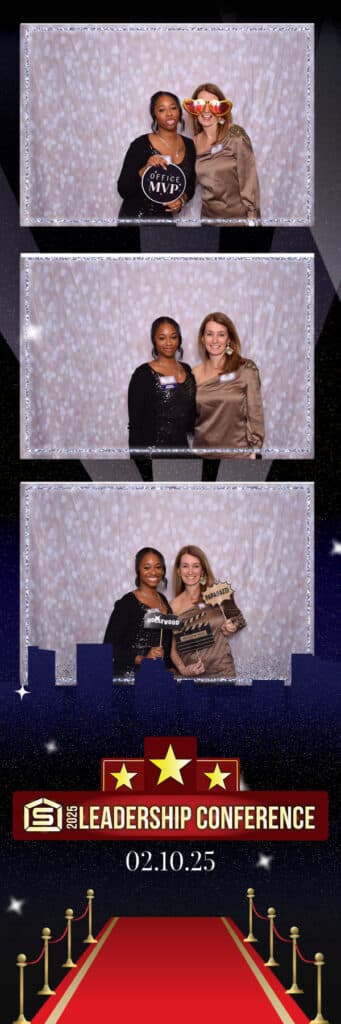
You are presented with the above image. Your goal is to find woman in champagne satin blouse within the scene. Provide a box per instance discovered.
[171,545,246,678]
[183,83,260,222]
[192,312,265,480]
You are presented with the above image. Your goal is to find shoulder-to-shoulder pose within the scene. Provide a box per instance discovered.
[104,546,203,679]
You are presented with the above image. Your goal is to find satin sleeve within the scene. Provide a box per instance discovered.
[222,596,247,633]
[235,133,261,219]
[245,364,265,449]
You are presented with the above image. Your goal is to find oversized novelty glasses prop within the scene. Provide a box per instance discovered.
[183,97,233,117]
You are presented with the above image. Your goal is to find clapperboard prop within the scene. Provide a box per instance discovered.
[143,609,181,646]
[141,163,186,205]
[174,581,235,655]
[174,609,215,655]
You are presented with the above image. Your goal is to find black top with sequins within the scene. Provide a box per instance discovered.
[117,134,196,219]
[128,362,196,453]
[104,592,173,676]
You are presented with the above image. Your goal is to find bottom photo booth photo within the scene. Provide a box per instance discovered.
[20,483,314,687]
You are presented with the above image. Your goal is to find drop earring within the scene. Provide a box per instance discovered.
[225,344,233,355]
[218,118,225,125]
[200,574,207,586]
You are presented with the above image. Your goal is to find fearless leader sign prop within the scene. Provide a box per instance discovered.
[13,737,328,841]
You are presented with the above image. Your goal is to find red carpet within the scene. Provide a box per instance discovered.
[31,917,310,1024]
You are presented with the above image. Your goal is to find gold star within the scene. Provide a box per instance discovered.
[204,763,231,790]
[150,744,191,785]
[110,763,138,790]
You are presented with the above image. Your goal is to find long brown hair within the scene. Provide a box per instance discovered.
[191,82,233,141]
[198,311,244,373]
[173,545,215,597]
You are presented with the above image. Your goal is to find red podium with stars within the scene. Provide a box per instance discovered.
[101,735,239,793]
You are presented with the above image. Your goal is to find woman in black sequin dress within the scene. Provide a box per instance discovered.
[117,91,196,220]
[128,317,196,480]
[104,548,173,678]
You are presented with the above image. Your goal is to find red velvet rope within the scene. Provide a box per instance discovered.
[73,904,89,923]
[252,901,267,922]
[26,945,45,966]
[296,945,315,965]
[26,902,89,963]
[49,924,68,945]
[273,923,291,944]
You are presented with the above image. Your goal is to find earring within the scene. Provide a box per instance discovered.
[225,344,233,355]
[200,574,207,586]
[218,118,225,125]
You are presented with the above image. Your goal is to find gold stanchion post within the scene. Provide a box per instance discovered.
[264,907,279,967]
[310,953,329,1024]
[84,888,97,945]
[286,926,304,994]
[62,909,77,969]
[37,927,55,996]
[12,954,30,1024]
[244,887,257,943]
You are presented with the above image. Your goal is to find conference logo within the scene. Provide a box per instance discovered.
[23,796,63,832]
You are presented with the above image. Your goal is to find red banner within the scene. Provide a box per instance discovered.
[13,790,328,841]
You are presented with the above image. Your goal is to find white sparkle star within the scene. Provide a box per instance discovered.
[331,539,341,556]
[45,740,58,754]
[256,853,273,871]
[7,897,25,915]
[15,685,30,701]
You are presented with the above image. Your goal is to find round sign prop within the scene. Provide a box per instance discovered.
[141,163,186,205]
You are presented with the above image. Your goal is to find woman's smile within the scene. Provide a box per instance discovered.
[204,321,229,357]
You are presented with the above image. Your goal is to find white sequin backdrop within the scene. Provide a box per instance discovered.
[20,255,313,459]
[21,483,313,684]
[20,23,314,225]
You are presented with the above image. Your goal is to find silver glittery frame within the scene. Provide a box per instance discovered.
[20,481,314,687]
[20,22,314,227]
[20,253,314,460]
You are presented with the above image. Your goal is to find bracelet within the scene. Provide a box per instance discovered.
[179,195,186,208]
